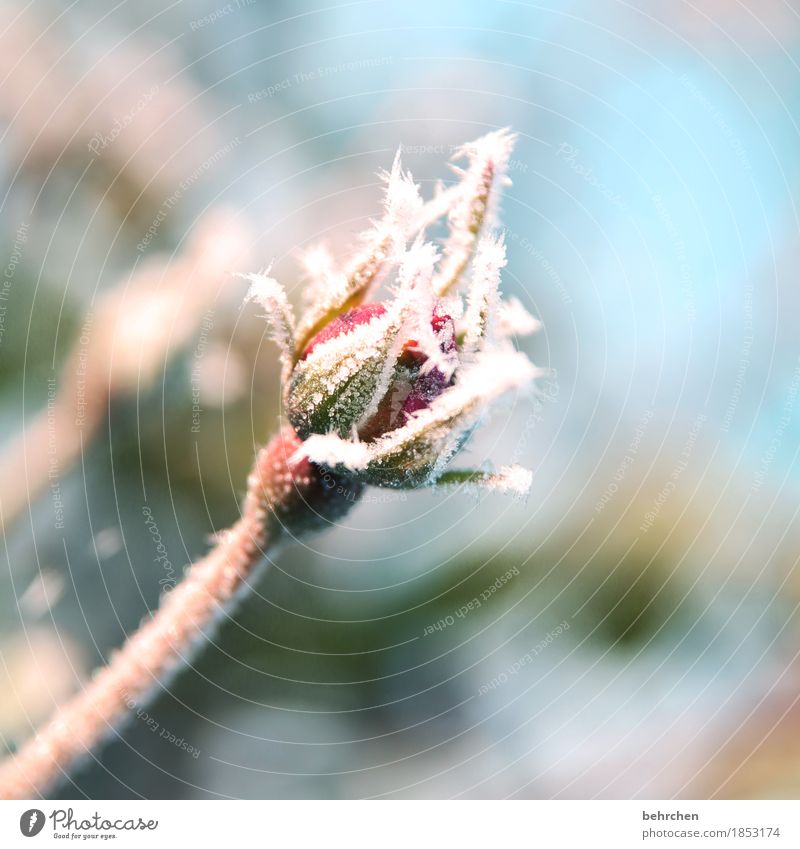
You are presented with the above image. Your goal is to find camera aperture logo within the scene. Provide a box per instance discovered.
[20,809,46,837]
[18,808,158,839]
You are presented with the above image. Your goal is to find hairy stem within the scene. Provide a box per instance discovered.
[0,425,360,799]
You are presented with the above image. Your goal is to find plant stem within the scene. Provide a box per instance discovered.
[0,425,359,799]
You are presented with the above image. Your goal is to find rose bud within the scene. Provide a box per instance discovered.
[245,128,541,494]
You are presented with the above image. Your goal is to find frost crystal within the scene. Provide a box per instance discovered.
[241,270,296,386]
[498,296,541,338]
[463,232,507,353]
[433,128,516,297]
[246,129,540,493]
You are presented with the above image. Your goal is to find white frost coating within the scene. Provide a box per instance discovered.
[240,271,297,386]
[439,464,533,496]
[300,352,537,477]
[400,240,457,378]
[246,129,541,497]
[298,244,345,308]
[296,433,371,470]
[367,350,539,463]
[353,242,436,430]
[380,151,425,236]
[489,465,533,495]
[433,127,517,297]
[344,151,424,282]
[395,238,438,299]
[416,179,459,231]
[400,241,459,379]
[498,296,541,337]
[296,303,403,421]
[295,151,424,350]
[463,233,507,352]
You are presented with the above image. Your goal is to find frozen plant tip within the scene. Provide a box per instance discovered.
[247,128,541,493]
[0,129,540,799]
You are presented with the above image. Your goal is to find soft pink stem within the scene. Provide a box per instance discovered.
[0,426,347,799]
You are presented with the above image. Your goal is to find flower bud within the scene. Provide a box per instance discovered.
[287,302,456,444]
[246,128,540,496]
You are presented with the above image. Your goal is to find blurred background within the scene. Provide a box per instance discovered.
[1,0,799,799]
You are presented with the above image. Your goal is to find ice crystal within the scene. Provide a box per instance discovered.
[247,129,540,492]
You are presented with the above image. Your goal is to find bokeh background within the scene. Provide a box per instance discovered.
[1,0,799,799]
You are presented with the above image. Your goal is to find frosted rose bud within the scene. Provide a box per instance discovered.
[286,302,456,442]
[245,128,540,495]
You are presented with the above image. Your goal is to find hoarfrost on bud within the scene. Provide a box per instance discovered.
[380,151,425,236]
[241,270,297,387]
[288,296,415,438]
[292,433,370,471]
[298,244,342,309]
[498,296,541,338]
[433,127,517,297]
[247,128,541,495]
[293,152,423,355]
[296,350,539,489]
[463,232,507,353]
[489,465,533,496]
[437,464,534,497]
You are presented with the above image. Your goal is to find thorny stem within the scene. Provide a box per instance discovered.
[0,425,361,799]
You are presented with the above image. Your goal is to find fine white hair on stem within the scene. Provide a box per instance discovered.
[241,270,297,388]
